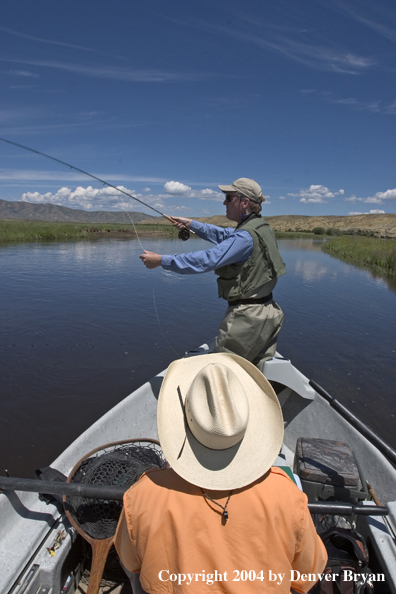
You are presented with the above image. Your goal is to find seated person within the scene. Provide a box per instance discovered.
[115,353,327,593]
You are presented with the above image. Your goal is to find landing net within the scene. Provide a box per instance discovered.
[65,440,166,540]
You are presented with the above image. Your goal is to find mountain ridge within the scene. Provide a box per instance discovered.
[0,198,157,224]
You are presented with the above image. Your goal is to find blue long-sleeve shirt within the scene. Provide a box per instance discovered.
[161,220,253,274]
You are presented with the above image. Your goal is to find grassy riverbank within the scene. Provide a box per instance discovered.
[0,220,180,242]
[274,231,314,239]
[0,219,314,242]
[322,236,396,275]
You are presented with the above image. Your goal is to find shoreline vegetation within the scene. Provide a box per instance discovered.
[0,220,181,242]
[1,219,395,276]
[322,236,396,276]
[0,219,314,243]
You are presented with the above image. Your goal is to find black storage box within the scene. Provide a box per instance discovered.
[293,437,368,503]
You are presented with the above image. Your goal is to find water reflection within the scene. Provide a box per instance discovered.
[292,258,337,282]
[275,239,396,455]
[0,237,395,477]
[279,238,328,252]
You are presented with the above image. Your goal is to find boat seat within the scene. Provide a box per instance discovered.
[294,437,368,503]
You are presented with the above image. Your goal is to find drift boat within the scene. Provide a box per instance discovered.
[1,345,396,594]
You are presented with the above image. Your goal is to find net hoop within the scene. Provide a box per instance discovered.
[63,438,164,545]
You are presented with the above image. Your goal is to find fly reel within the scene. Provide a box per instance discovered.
[178,228,190,241]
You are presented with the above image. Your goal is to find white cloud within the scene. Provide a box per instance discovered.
[288,185,344,204]
[21,185,143,211]
[348,210,386,215]
[195,188,223,201]
[365,196,385,204]
[163,181,223,201]
[199,188,219,197]
[1,58,209,83]
[344,188,396,204]
[18,182,225,211]
[164,181,192,195]
[190,19,375,75]
[170,205,191,212]
[142,187,151,192]
[0,25,95,52]
[384,100,396,115]
[306,90,396,116]
[344,54,373,68]
[11,70,39,78]
[279,196,286,200]
[373,189,396,201]
[335,7,396,46]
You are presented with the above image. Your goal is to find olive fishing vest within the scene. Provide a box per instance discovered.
[215,216,286,301]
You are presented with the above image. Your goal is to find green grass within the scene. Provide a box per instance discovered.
[1,219,316,243]
[322,236,396,275]
[0,220,179,242]
[275,231,315,239]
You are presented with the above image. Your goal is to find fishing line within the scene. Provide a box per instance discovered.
[0,136,185,356]
[152,290,181,358]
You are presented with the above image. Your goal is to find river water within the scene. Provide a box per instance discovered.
[1,237,395,478]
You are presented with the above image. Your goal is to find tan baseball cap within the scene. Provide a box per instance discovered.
[218,178,265,203]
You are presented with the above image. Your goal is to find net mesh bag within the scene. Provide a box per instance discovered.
[65,440,166,540]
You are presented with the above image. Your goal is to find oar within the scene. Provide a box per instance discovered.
[367,481,396,540]
[0,476,389,516]
[307,501,389,516]
[0,476,125,500]
[310,379,396,467]
[367,482,383,507]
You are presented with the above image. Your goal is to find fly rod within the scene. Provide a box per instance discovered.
[0,136,193,240]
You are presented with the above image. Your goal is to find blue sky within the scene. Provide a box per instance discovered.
[1,0,396,218]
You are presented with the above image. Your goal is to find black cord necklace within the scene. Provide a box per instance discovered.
[201,489,233,524]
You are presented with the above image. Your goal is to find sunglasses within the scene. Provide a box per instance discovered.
[225,193,240,203]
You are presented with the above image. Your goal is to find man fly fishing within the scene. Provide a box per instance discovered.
[140,178,286,369]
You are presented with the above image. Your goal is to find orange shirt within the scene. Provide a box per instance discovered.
[114,467,327,594]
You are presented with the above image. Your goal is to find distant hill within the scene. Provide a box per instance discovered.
[141,212,396,238]
[266,213,396,238]
[1,199,395,237]
[0,199,158,224]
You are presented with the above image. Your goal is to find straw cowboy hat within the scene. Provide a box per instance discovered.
[157,353,284,490]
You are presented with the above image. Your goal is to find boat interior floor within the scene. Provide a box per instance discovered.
[76,579,132,593]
